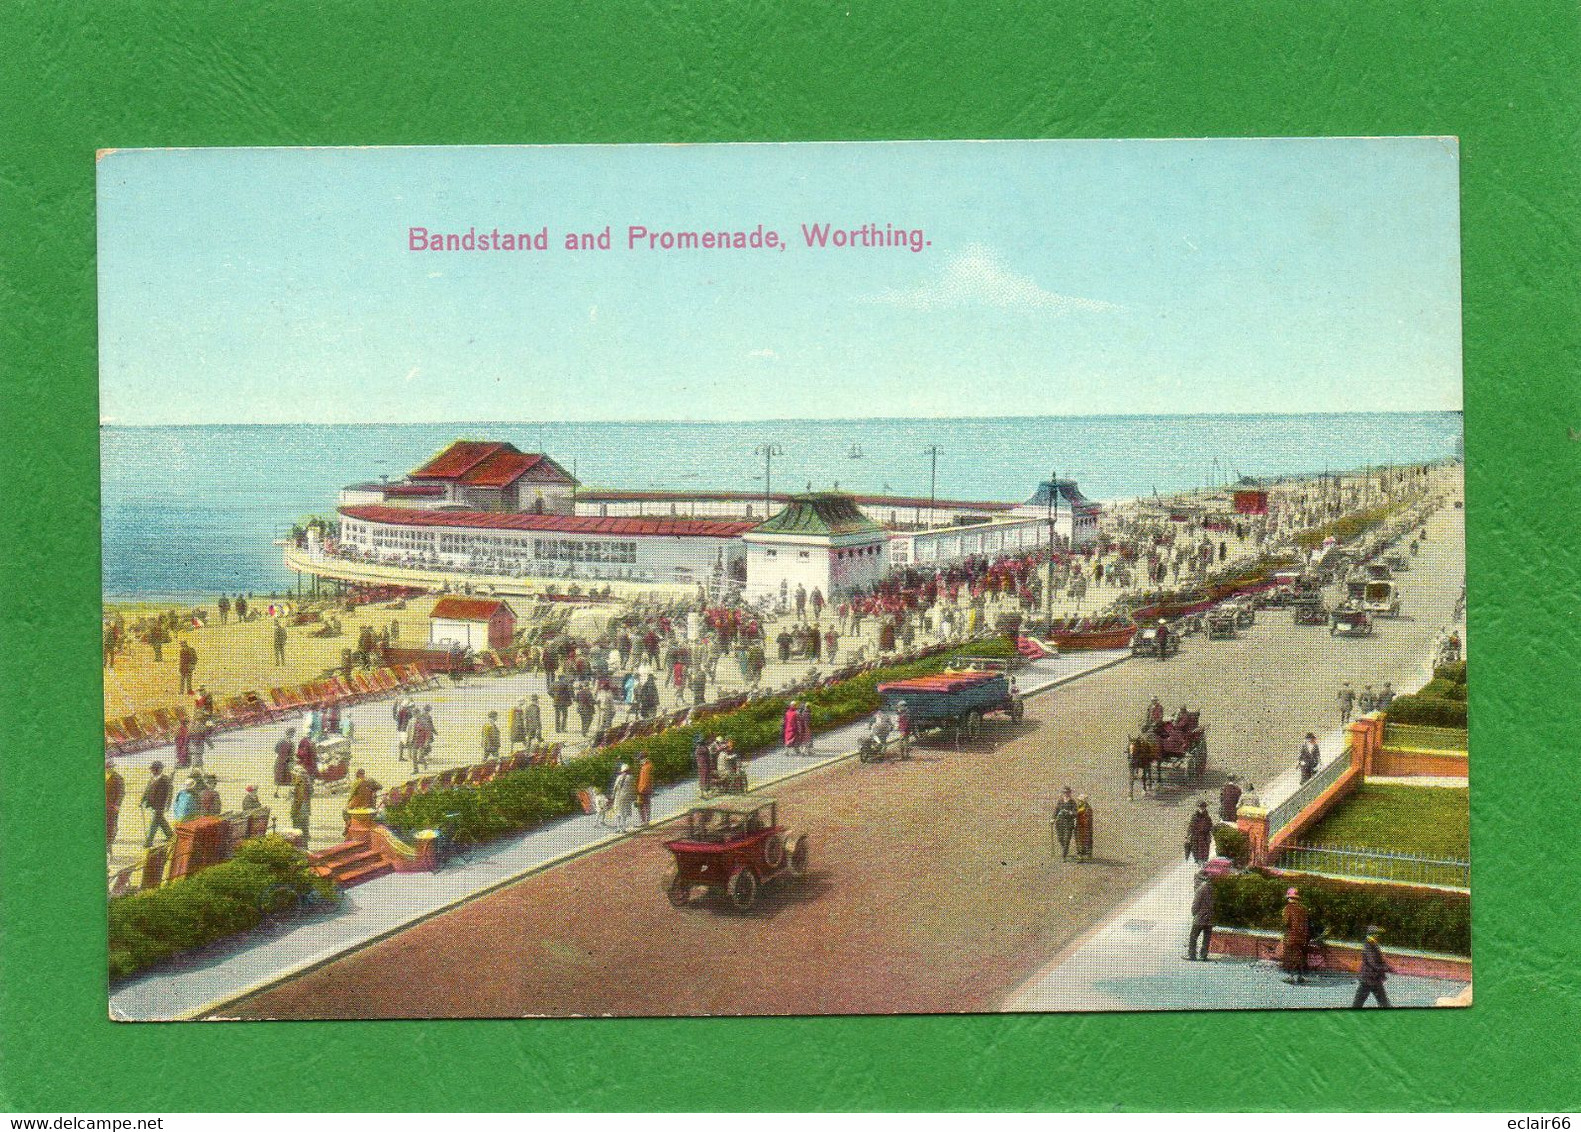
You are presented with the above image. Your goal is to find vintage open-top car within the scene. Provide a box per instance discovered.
[663,795,808,911]
[1330,607,1374,637]
[1206,609,1238,639]
[1361,580,1402,618]
[1131,624,1181,658]
[1292,593,1329,625]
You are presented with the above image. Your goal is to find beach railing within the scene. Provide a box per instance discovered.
[1276,841,1470,889]
[1266,748,1351,839]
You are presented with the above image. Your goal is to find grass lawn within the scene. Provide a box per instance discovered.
[1303,784,1470,860]
[1383,722,1469,751]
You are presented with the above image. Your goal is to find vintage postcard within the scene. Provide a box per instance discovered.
[98,139,1468,1021]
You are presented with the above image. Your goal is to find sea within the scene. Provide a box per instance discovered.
[100,412,1463,601]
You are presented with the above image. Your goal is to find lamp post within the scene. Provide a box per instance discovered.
[922,445,941,529]
[753,443,783,517]
[1044,471,1058,627]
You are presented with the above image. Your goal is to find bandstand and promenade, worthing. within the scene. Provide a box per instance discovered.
[103,441,1468,1019]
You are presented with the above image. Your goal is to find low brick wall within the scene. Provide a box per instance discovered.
[1210,927,1471,982]
[1372,746,1468,778]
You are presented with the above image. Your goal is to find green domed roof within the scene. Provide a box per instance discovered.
[754,492,883,536]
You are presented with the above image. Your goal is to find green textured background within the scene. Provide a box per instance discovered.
[2,0,1577,1113]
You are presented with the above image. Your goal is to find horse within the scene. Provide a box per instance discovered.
[1127,735,1159,798]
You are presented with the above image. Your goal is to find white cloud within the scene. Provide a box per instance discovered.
[868,244,1120,314]
[748,348,777,359]
[403,366,420,383]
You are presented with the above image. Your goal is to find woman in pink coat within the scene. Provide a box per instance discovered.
[783,701,801,752]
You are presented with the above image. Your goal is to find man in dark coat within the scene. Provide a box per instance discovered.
[523,694,544,744]
[1052,787,1078,860]
[141,761,173,847]
[1187,871,1215,960]
[1353,926,1394,1008]
[105,761,125,848]
[178,641,198,693]
[693,734,713,791]
[1298,733,1321,783]
[273,728,296,798]
[1219,777,1243,823]
[1280,887,1311,984]
[550,676,573,731]
[1186,800,1215,862]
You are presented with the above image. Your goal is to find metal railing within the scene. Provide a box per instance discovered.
[1267,746,1352,837]
[1277,841,1470,889]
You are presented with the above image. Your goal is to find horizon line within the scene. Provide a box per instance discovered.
[100,408,1465,428]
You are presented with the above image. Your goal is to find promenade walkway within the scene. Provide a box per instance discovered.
[112,648,1128,1020]
[1003,623,1470,1013]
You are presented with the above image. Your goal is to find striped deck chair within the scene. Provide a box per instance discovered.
[469,762,495,785]
[150,707,178,738]
[348,672,375,697]
[105,720,130,753]
[220,695,251,724]
[120,715,149,748]
[374,668,399,692]
[268,687,294,711]
[171,704,192,725]
[108,865,139,899]
[135,709,167,742]
[414,775,437,794]
[325,677,355,702]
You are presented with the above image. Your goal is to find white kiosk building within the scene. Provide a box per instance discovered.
[742,493,889,603]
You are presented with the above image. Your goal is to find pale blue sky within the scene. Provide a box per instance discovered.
[96,139,1462,424]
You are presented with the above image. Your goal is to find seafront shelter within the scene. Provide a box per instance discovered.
[428,596,517,651]
[887,514,1050,569]
[1010,479,1101,548]
[335,505,752,588]
[741,493,889,602]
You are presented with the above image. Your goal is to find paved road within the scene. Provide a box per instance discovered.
[224,505,1466,1019]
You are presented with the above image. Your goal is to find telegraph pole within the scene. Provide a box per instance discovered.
[753,443,783,517]
[922,445,941,528]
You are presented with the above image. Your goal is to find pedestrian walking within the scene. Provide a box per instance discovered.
[1280,887,1311,985]
[198,774,223,817]
[289,768,314,846]
[1186,800,1214,863]
[1298,733,1321,784]
[296,731,319,781]
[173,718,192,770]
[576,683,595,736]
[141,761,173,847]
[273,728,296,798]
[694,734,713,793]
[241,785,262,812]
[177,641,198,694]
[1358,684,1376,713]
[610,763,635,832]
[1052,786,1078,860]
[172,774,200,823]
[550,676,572,731]
[346,769,382,811]
[1338,682,1355,724]
[1186,870,1215,961]
[1074,794,1095,861]
[481,711,501,759]
[635,753,654,826]
[508,700,527,748]
[1352,926,1394,1008]
[105,761,125,849]
[218,595,230,625]
[523,694,544,744]
[1219,776,1243,823]
[1378,682,1395,710]
[797,700,813,754]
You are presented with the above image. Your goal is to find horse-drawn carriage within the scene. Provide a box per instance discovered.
[1127,706,1208,797]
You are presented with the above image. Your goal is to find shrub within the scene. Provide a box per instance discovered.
[1213,824,1251,867]
[1211,869,1470,955]
[1387,692,1467,728]
[1434,661,1467,686]
[108,835,337,983]
[385,639,1016,846]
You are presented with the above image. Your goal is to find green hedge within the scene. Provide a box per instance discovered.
[1293,503,1403,550]
[386,638,1016,846]
[1212,824,1251,867]
[108,836,338,982]
[1211,869,1470,955]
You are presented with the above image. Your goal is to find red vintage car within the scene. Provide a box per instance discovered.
[663,795,808,910]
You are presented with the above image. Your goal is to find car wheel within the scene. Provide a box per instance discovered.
[727,866,758,910]
[1011,700,1025,723]
[763,833,786,869]
[967,711,983,739]
[666,872,691,907]
[786,834,810,878]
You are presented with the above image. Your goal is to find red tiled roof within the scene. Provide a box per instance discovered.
[410,441,506,480]
[465,449,547,488]
[576,488,1016,512]
[340,504,757,539]
[430,596,515,622]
